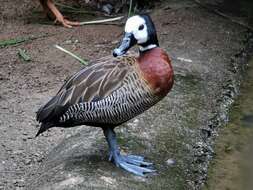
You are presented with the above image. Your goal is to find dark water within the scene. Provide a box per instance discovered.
[204,57,253,190]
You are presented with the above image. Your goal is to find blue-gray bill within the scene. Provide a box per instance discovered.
[113,33,137,57]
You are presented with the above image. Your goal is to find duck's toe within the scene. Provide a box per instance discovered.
[112,154,156,176]
[123,154,145,161]
[117,159,156,176]
[121,155,153,167]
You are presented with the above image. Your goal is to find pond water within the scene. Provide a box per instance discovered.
[204,56,253,190]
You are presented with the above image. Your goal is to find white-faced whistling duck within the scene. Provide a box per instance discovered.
[36,14,174,176]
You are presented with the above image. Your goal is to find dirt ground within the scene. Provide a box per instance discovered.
[0,0,250,190]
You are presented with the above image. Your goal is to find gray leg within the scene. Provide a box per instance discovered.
[103,127,156,176]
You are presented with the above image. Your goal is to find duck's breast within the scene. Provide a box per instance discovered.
[137,48,174,96]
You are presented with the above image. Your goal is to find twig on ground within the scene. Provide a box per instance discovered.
[80,16,124,25]
[54,45,88,65]
[18,49,31,62]
[192,0,253,32]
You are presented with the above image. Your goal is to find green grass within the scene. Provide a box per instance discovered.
[0,34,51,48]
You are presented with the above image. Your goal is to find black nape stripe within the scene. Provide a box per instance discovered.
[139,14,159,48]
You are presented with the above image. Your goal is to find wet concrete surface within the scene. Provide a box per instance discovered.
[204,55,253,190]
[0,0,251,189]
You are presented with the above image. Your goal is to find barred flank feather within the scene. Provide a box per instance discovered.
[59,71,160,125]
[36,49,173,136]
[36,56,141,134]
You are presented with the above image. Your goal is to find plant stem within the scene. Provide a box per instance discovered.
[80,16,124,25]
[128,0,133,17]
[0,34,51,48]
[54,45,88,65]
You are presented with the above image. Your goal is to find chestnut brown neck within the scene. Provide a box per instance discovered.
[137,47,174,96]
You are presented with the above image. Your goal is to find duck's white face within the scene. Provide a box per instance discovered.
[125,15,148,44]
[113,15,158,57]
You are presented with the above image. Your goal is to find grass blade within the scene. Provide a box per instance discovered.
[55,45,88,65]
[0,34,51,48]
[128,0,133,17]
[0,38,27,48]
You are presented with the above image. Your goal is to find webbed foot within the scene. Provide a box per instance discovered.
[113,153,155,176]
[103,128,156,176]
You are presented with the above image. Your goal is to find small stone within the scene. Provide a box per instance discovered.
[56,176,84,188]
[24,159,31,165]
[35,157,43,163]
[101,4,113,15]
[100,176,116,185]
[34,153,40,157]
[111,40,119,45]
[65,40,72,44]
[166,158,176,166]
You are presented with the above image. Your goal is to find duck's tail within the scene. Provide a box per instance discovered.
[36,122,55,137]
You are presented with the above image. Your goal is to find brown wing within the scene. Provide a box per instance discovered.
[36,56,135,123]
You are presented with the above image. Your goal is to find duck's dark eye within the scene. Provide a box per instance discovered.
[138,24,144,30]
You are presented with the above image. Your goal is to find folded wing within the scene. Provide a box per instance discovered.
[36,56,134,124]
